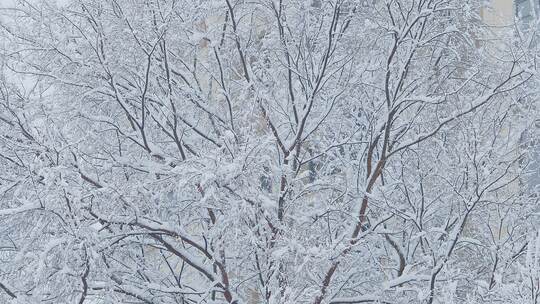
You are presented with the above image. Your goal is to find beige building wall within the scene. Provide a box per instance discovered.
[481,0,514,27]
[477,0,528,245]
[479,0,515,50]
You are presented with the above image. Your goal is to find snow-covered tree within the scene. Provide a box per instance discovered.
[0,0,538,303]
